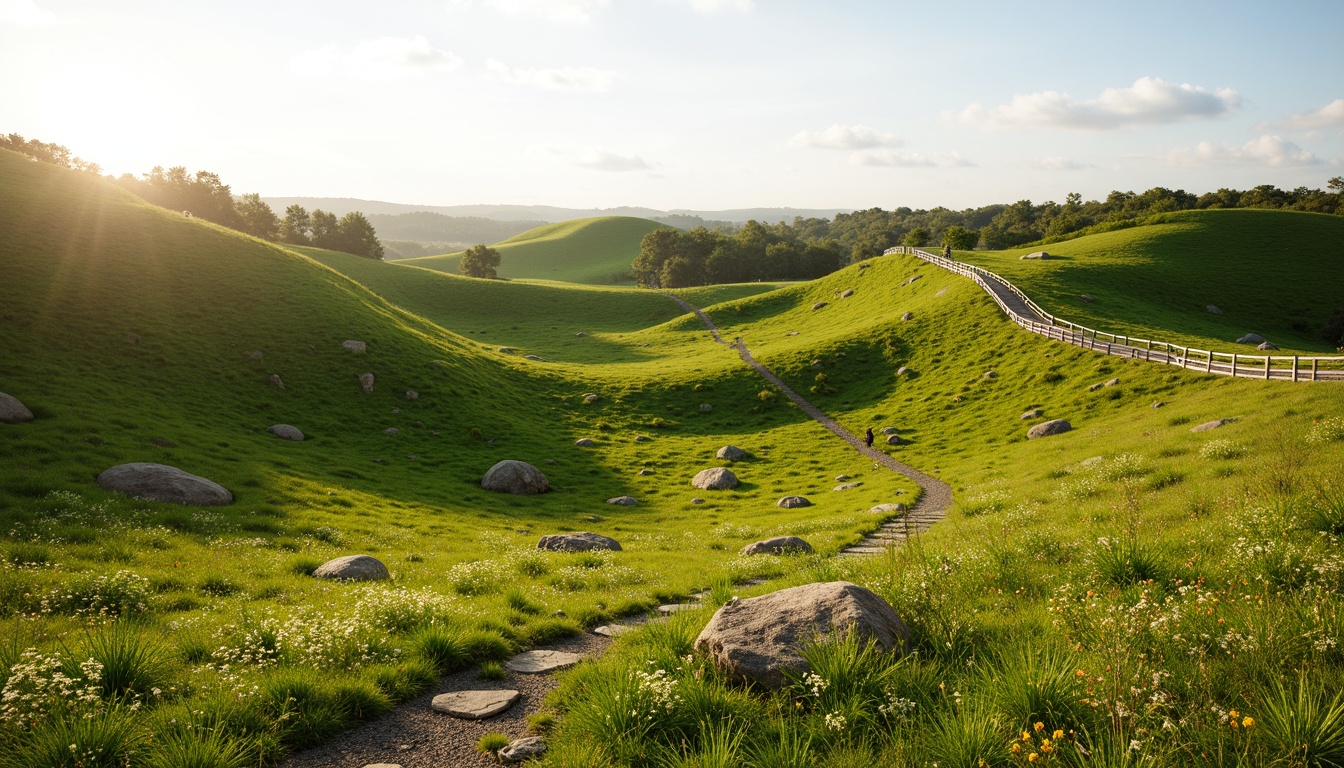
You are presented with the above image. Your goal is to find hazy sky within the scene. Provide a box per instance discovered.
[3,0,1341,210]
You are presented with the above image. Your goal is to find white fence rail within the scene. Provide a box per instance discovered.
[884,246,1344,382]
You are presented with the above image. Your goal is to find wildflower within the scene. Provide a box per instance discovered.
[1011,743,1022,754]
[1053,729,1064,740]
[1242,716,1255,728]
[1021,731,1032,742]
[1034,722,1045,732]
[1229,710,1239,719]
[824,712,846,732]
[1029,753,1038,762]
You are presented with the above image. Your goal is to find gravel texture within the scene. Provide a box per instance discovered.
[282,631,610,768]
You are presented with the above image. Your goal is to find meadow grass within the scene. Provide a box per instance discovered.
[401,215,666,285]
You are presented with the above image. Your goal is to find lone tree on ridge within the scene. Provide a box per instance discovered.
[460,244,502,279]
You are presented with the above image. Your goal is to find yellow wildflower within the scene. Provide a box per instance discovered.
[1053,729,1065,740]
[1034,722,1045,732]
[1243,717,1255,728]
[1021,731,1032,742]
[1229,710,1239,719]
[1011,743,1022,754]
[1029,753,1039,762]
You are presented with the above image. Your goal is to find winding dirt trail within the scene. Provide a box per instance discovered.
[662,293,952,552]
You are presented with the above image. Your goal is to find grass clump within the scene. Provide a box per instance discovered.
[476,732,511,759]
[478,661,506,681]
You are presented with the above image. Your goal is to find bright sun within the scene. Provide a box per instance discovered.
[38,66,183,177]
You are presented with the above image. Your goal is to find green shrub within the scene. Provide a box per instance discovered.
[370,659,437,701]
[331,678,393,721]
[412,626,467,674]
[461,630,514,663]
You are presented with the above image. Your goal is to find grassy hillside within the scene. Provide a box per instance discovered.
[959,209,1344,354]
[401,216,668,285]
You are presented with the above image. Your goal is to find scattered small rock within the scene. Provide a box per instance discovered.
[1191,418,1235,433]
[870,503,908,514]
[716,445,747,461]
[575,438,597,447]
[575,331,587,337]
[390,407,401,414]
[699,403,713,413]
[1027,419,1072,439]
[1152,401,1165,409]
[358,372,375,393]
[497,347,516,354]
[1081,294,1094,303]
[405,390,419,400]
[901,312,913,321]
[1206,305,1223,315]
[500,736,548,764]
[896,365,911,376]
[834,482,862,491]
[247,350,264,360]
[384,428,399,435]
[537,532,621,551]
[583,393,600,404]
[634,435,650,443]
[96,463,232,506]
[607,496,638,506]
[692,467,739,490]
[1257,341,1279,351]
[881,427,899,435]
[886,434,902,445]
[543,458,557,465]
[0,393,35,424]
[983,370,997,379]
[506,650,583,674]
[740,536,813,556]
[593,624,635,637]
[342,340,367,353]
[148,437,176,447]
[776,496,812,509]
[1020,408,1043,420]
[637,469,653,476]
[835,474,850,481]
[481,460,550,495]
[431,690,519,720]
[269,374,285,390]
[812,302,828,311]
[691,497,705,504]
[267,424,304,441]
[840,289,854,298]
[1235,333,1266,345]
[1088,382,1104,392]
[524,355,545,362]
[1104,378,1120,387]
[313,554,390,581]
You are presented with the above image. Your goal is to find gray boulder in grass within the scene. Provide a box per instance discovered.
[537,532,621,552]
[694,581,910,689]
[776,496,812,509]
[313,554,390,581]
[1236,333,1266,345]
[716,445,747,461]
[0,393,34,423]
[740,536,813,556]
[1027,419,1071,439]
[692,467,739,490]
[481,460,550,495]
[96,463,233,506]
[267,424,304,441]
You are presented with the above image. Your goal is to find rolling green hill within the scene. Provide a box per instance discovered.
[401,215,668,285]
[3,147,1344,768]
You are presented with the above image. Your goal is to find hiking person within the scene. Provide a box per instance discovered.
[943,244,952,259]
[864,427,874,448]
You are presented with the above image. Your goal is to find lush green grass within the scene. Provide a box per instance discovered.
[401,216,668,285]
[957,209,1344,354]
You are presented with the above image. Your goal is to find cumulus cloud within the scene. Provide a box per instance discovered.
[472,0,611,23]
[1160,135,1321,167]
[575,149,652,172]
[787,124,903,150]
[1268,99,1344,131]
[486,59,619,92]
[1028,156,1089,171]
[0,0,55,26]
[955,76,1240,131]
[850,150,973,168]
[291,35,462,79]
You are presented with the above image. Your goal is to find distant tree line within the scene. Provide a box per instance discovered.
[632,222,847,288]
[2,133,384,260]
[367,211,544,245]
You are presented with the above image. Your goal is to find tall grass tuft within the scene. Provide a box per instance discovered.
[920,703,1007,768]
[412,625,467,674]
[744,724,813,768]
[7,705,142,768]
[655,720,745,768]
[144,726,250,768]
[76,622,173,701]
[1305,478,1344,535]
[1261,676,1344,767]
[989,645,1095,733]
[1092,534,1166,586]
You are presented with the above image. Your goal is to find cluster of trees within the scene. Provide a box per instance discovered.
[277,205,384,260]
[632,223,847,288]
[3,133,384,260]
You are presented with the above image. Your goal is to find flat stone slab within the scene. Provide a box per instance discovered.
[1191,418,1235,433]
[592,624,637,637]
[843,546,890,555]
[833,482,862,491]
[431,689,519,719]
[505,650,583,674]
[659,603,698,615]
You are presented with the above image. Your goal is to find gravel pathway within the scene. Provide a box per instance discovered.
[282,631,610,768]
[663,292,954,549]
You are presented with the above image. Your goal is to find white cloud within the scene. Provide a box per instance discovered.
[787,124,903,150]
[850,150,972,168]
[486,59,619,92]
[1160,135,1321,167]
[1269,99,1344,131]
[477,0,611,23]
[684,0,754,12]
[1028,156,1089,171]
[575,149,652,172]
[955,76,1240,131]
[291,36,462,80]
[0,0,55,26]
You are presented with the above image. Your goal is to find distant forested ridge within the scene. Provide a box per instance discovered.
[1,133,385,260]
[367,211,545,246]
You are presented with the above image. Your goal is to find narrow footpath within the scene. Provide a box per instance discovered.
[662,293,952,554]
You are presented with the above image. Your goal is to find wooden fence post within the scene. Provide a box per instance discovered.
[1292,355,1298,382]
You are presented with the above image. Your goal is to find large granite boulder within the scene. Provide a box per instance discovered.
[0,393,34,424]
[694,581,909,689]
[537,532,621,552]
[267,424,304,441]
[692,467,739,490]
[481,460,550,495]
[313,554,390,581]
[1027,419,1072,439]
[1021,251,1050,260]
[740,536,814,556]
[1236,333,1266,345]
[96,463,232,506]
[716,445,747,461]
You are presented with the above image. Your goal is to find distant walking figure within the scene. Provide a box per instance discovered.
[864,428,874,448]
[943,244,952,259]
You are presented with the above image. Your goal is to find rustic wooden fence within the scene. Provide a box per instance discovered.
[884,246,1344,382]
